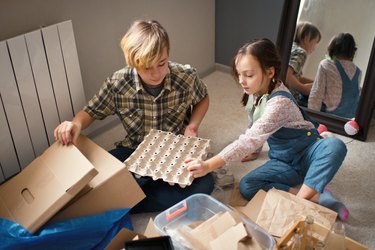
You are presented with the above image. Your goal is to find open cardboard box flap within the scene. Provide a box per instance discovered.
[50,135,146,223]
[235,188,337,237]
[0,141,98,233]
[0,134,145,235]
[234,188,369,249]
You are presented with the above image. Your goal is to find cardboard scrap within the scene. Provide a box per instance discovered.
[255,189,337,237]
[174,226,206,250]
[104,228,146,250]
[189,211,236,248]
[144,218,160,238]
[172,211,262,250]
[209,222,248,250]
[235,189,266,223]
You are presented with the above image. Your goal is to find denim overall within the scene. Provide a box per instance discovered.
[239,91,347,200]
[327,60,360,118]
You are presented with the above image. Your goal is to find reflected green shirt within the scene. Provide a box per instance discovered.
[289,42,307,78]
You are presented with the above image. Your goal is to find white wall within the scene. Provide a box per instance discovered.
[0,0,215,100]
[298,0,375,88]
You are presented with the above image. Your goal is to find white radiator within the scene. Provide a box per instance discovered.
[0,20,85,183]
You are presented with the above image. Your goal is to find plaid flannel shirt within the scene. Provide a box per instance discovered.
[288,42,308,97]
[84,61,208,149]
[289,42,307,78]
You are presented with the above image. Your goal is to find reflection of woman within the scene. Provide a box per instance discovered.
[286,21,321,107]
[308,33,361,119]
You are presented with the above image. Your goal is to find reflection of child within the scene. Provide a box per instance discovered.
[308,33,361,119]
[54,20,214,213]
[286,21,321,107]
[186,38,349,221]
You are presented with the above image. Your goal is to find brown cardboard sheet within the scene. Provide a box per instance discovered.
[0,141,98,233]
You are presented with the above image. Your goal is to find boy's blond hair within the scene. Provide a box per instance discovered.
[120,20,170,70]
[294,21,321,44]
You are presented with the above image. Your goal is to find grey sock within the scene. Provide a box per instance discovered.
[319,192,349,221]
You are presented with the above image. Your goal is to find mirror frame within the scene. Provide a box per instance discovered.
[276,0,375,141]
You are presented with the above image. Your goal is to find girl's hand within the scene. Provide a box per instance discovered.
[185,158,210,178]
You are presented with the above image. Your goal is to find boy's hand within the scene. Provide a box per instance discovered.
[184,124,198,137]
[54,121,81,145]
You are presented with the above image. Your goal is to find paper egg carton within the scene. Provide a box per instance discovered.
[124,129,211,188]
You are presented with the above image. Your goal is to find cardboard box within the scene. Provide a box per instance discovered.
[235,188,369,250]
[0,141,99,233]
[49,135,146,222]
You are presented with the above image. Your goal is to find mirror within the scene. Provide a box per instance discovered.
[277,0,375,141]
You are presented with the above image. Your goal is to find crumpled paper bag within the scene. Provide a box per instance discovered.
[255,188,337,237]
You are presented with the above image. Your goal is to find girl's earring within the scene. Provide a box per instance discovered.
[272,78,275,83]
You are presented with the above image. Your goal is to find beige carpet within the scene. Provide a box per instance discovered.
[92,70,375,248]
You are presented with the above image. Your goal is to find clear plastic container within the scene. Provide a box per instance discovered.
[154,193,275,249]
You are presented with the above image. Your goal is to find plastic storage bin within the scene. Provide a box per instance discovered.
[154,193,275,249]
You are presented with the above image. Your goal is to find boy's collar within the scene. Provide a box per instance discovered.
[132,67,172,93]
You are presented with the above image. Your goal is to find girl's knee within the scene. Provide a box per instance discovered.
[332,138,347,154]
[321,138,347,160]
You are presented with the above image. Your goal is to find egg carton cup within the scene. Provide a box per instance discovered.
[125,129,211,188]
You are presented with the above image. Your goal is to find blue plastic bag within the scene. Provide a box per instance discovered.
[0,208,132,250]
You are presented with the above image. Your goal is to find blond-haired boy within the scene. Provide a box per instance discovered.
[54,20,214,213]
